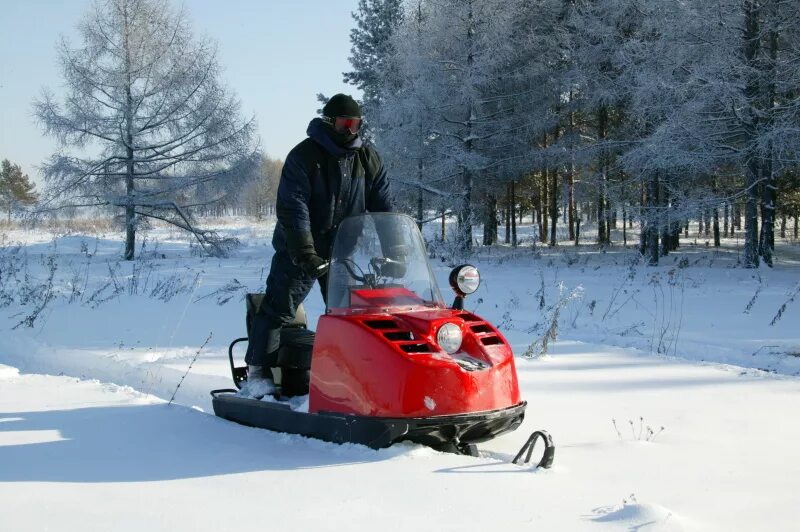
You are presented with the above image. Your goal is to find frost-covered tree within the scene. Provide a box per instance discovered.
[392,0,527,251]
[344,0,404,110]
[628,0,800,267]
[569,0,651,246]
[34,0,257,259]
[370,1,444,228]
[355,0,800,260]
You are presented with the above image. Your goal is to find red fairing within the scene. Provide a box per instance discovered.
[309,307,521,417]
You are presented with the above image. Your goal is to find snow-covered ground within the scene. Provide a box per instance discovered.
[2,218,800,531]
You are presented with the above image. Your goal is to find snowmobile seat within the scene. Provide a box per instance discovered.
[245,293,307,333]
[243,293,314,397]
[276,327,314,396]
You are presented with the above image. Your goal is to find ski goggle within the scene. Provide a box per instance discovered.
[332,116,362,134]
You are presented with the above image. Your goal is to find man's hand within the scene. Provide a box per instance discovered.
[380,244,407,278]
[297,254,329,279]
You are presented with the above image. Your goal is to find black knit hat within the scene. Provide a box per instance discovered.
[323,93,362,118]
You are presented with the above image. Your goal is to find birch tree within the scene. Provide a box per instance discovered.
[35,0,257,259]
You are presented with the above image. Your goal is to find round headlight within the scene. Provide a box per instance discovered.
[449,265,480,296]
[437,323,462,354]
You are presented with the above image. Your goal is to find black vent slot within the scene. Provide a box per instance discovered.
[470,323,493,334]
[458,312,481,322]
[400,343,434,353]
[384,331,414,341]
[481,336,503,346]
[364,319,400,330]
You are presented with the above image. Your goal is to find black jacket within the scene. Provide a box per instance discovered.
[272,118,392,258]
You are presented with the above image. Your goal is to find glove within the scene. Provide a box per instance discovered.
[285,230,316,263]
[380,255,407,279]
[297,253,329,279]
[380,244,407,278]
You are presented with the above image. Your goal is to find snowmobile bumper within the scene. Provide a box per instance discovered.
[211,389,526,452]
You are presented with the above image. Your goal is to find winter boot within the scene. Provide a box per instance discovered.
[237,365,276,399]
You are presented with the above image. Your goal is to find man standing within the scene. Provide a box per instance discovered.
[241,94,393,398]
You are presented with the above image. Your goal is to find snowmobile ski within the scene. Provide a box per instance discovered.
[512,430,555,469]
[211,389,527,454]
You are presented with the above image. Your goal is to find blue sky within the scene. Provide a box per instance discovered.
[0,0,361,182]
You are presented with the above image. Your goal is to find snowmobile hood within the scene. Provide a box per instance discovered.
[307,117,363,158]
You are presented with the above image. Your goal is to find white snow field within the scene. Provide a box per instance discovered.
[2,219,800,531]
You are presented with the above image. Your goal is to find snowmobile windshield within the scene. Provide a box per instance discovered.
[326,213,445,313]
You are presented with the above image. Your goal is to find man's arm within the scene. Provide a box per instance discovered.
[276,151,312,234]
[275,150,328,278]
[365,147,393,213]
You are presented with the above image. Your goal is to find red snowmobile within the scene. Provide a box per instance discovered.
[212,213,553,466]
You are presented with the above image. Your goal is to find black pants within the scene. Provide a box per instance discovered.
[245,250,327,368]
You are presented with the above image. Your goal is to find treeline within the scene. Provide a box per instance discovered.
[344,0,800,266]
[194,156,283,219]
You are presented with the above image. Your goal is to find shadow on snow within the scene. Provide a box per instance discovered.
[0,403,397,483]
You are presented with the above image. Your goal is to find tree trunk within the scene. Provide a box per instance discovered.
[597,106,609,246]
[567,91,576,241]
[671,220,681,251]
[123,9,136,261]
[540,169,548,244]
[660,186,670,257]
[723,202,729,237]
[549,166,558,247]
[459,3,475,253]
[622,204,627,246]
[483,193,496,246]
[647,173,659,265]
[713,207,721,247]
[780,214,786,239]
[535,189,543,243]
[511,181,517,247]
[416,183,423,231]
[504,185,510,244]
[759,8,779,266]
[639,183,646,254]
[742,0,762,268]
[567,158,576,241]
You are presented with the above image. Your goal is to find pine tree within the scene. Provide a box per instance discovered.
[0,159,39,222]
[344,0,404,109]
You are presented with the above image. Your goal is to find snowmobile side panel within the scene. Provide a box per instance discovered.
[211,390,526,450]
